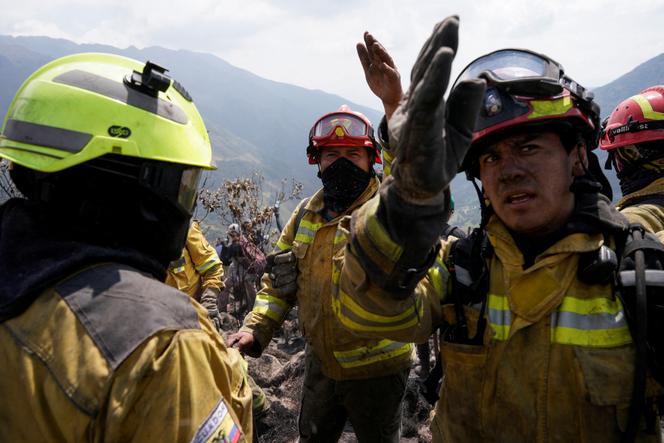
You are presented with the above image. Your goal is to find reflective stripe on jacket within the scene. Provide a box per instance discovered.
[241,177,413,380]
[617,177,664,233]
[335,202,661,442]
[165,220,224,298]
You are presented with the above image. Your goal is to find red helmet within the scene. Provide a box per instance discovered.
[453,49,599,175]
[306,105,381,165]
[599,86,664,151]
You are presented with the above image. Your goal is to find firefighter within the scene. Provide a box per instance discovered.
[165,220,225,330]
[600,86,664,232]
[333,17,662,442]
[0,53,252,441]
[228,105,412,442]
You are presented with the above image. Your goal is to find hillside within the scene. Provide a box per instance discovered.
[1,36,663,229]
[0,35,382,204]
[594,53,664,119]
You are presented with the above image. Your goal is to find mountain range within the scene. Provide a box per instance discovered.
[1,35,663,228]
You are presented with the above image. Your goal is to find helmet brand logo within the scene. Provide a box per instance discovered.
[484,89,502,116]
[108,126,132,138]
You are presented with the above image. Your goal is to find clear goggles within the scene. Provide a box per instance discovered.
[454,49,593,103]
[310,112,372,139]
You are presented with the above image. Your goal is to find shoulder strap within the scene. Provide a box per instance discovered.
[616,224,664,440]
[449,228,492,300]
[294,197,310,232]
[445,228,492,345]
[441,224,466,240]
[621,194,664,210]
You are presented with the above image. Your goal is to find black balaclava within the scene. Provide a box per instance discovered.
[10,160,192,267]
[611,141,664,195]
[320,157,372,213]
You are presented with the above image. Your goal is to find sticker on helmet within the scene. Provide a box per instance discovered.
[107,126,132,138]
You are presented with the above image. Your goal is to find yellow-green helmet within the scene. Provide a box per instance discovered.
[0,52,214,172]
[1,53,217,264]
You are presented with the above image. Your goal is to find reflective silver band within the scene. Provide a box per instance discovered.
[3,119,91,153]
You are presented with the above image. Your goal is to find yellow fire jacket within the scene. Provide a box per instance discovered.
[334,202,661,442]
[166,220,224,299]
[617,177,664,233]
[241,177,413,380]
[0,263,252,442]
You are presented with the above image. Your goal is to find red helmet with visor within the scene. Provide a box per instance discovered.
[307,105,381,165]
[452,49,600,176]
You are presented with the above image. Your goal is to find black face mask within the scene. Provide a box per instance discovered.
[320,157,372,213]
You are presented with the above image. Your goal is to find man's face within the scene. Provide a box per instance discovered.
[318,146,371,173]
[478,130,585,236]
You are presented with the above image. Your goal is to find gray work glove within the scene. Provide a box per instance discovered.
[388,16,486,205]
[352,16,486,297]
[265,250,298,297]
[200,287,223,332]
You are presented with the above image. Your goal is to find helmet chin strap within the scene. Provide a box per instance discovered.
[465,170,492,229]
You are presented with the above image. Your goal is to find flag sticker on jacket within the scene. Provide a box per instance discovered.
[191,399,243,443]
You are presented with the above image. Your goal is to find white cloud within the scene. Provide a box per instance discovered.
[0,0,662,109]
[7,19,76,41]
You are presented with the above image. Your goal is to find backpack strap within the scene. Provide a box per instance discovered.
[616,224,664,441]
[444,228,492,346]
[621,194,664,210]
[293,197,310,234]
[422,227,487,405]
[441,224,467,240]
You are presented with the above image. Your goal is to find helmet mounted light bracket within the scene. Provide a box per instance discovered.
[124,61,172,97]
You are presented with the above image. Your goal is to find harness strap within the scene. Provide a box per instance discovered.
[294,197,310,232]
[619,224,664,442]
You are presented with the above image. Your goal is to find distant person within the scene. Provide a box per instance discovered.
[600,86,664,232]
[241,218,259,247]
[165,220,225,331]
[219,223,266,315]
[0,53,252,441]
[228,105,412,442]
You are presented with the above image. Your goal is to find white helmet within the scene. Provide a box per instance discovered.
[228,223,240,235]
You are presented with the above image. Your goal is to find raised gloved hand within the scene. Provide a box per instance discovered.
[357,31,404,121]
[349,16,486,296]
[200,287,223,332]
[265,250,298,296]
[387,16,485,204]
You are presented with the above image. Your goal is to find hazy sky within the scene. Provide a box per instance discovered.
[1,0,662,111]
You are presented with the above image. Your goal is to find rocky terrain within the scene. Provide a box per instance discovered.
[219,313,434,442]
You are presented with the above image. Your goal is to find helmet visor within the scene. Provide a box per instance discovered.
[83,154,202,216]
[136,161,201,216]
[454,49,592,103]
[312,113,369,138]
[177,167,201,215]
[456,49,551,84]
